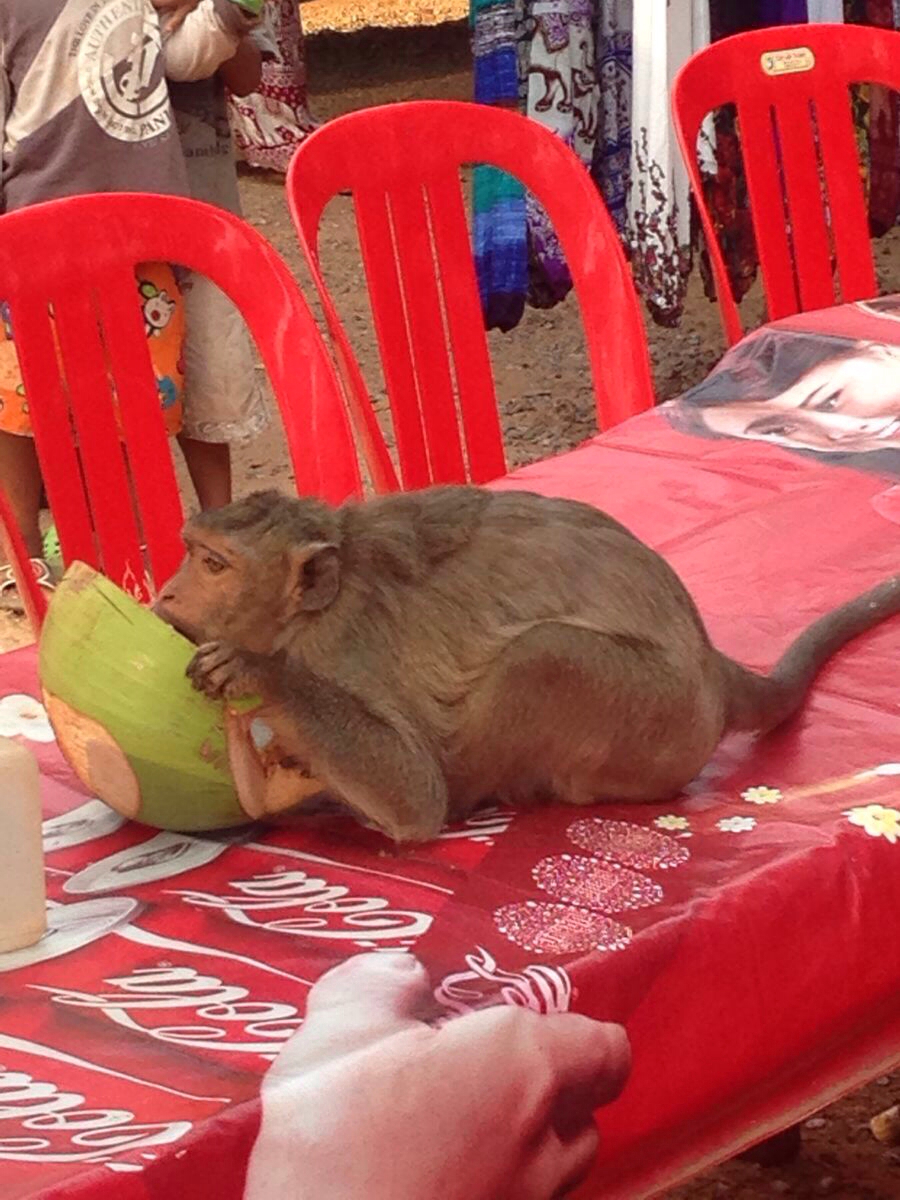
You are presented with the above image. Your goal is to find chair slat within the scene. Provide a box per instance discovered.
[425,169,506,484]
[773,94,837,311]
[10,299,97,569]
[99,270,184,590]
[354,186,431,489]
[51,285,147,595]
[814,88,878,303]
[735,99,800,319]
[389,182,467,485]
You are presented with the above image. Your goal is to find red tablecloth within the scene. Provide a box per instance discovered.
[5,300,900,1199]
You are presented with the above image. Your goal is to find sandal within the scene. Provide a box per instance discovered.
[0,557,59,614]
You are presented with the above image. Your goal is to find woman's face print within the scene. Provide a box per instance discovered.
[698,345,900,453]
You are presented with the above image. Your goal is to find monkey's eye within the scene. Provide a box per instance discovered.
[202,556,226,575]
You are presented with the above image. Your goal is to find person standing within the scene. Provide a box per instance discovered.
[227,0,318,173]
[0,0,258,606]
[168,5,271,507]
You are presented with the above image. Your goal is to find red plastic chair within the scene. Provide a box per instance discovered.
[0,487,49,632]
[0,192,362,630]
[672,23,900,344]
[286,100,655,492]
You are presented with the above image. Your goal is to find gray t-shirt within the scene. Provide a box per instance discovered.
[169,28,275,215]
[0,0,252,213]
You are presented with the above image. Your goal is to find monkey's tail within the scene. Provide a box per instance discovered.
[722,575,900,734]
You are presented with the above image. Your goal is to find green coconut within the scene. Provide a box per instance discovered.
[38,562,325,832]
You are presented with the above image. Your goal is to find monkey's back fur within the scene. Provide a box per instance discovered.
[316,489,725,805]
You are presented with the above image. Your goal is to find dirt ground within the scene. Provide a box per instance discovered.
[303,0,467,33]
[9,20,900,1197]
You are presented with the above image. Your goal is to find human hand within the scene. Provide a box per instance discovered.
[244,953,630,1200]
[218,33,264,97]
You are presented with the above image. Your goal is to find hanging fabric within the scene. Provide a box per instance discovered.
[626,0,713,327]
[471,0,896,334]
[863,0,900,236]
[758,1,808,20]
[807,1,845,17]
[592,0,633,235]
[697,3,762,310]
[471,0,530,331]
[524,0,599,307]
[470,0,712,331]
[840,0,872,217]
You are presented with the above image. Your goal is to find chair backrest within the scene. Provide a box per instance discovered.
[672,23,900,344]
[0,487,48,632]
[0,193,361,608]
[286,100,655,492]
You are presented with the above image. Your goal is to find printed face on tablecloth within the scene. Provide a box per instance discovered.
[667,297,900,466]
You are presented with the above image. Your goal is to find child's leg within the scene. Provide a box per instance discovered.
[179,273,268,512]
[178,436,232,510]
[0,431,43,556]
[0,328,44,557]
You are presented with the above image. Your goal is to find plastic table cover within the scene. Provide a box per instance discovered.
[3,300,900,1199]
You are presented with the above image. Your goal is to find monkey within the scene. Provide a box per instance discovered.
[154,486,900,843]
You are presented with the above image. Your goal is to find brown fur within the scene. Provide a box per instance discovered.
[154,487,900,842]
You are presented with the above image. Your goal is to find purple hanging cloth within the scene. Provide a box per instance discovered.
[758,1,809,20]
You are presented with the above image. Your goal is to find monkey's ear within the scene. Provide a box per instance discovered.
[292,542,341,612]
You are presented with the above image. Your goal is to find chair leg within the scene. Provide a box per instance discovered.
[0,486,49,636]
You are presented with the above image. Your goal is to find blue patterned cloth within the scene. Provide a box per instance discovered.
[471,0,529,331]
[592,4,632,235]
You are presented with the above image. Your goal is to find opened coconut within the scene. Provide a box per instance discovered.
[38,562,326,832]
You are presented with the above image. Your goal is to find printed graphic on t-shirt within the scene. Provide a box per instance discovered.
[76,1,170,142]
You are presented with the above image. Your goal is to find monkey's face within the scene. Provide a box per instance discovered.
[154,525,283,652]
[154,518,341,653]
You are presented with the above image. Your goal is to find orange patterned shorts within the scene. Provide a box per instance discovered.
[0,263,185,438]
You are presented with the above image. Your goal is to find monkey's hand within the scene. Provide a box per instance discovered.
[187,641,272,701]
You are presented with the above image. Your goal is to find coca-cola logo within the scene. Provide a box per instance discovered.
[0,1065,190,1163]
[437,808,514,843]
[174,870,433,944]
[435,946,573,1016]
[37,966,302,1058]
